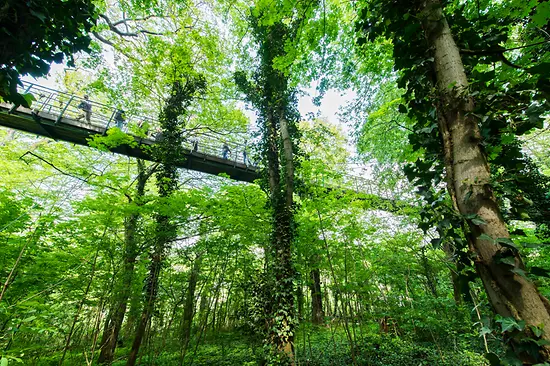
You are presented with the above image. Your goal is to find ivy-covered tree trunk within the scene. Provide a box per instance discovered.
[420,0,550,360]
[126,78,205,366]
[235,18,300,361]
[98,159,148,364]
[126,172,174,366]
[266,106,296,358]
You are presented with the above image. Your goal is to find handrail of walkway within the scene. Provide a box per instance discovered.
[8,81,398,200]
[17,81,251,166]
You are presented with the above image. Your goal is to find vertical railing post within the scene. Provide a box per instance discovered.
[38,93,53,113]
[104,110,116,134]
[56,95,75,123]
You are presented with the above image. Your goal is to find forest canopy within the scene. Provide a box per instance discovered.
[0,0,549,365]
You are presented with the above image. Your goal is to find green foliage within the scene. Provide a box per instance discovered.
[295,329,487,366]
[3,0,550,365]
[0,0,97,106]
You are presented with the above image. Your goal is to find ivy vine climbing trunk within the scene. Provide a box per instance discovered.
[126,77,206,366]
[98,159,151,364]
[235,17,301,362]
[420,0,550,361]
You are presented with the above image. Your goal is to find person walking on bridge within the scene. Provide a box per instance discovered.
[114,109,126,129]
[222,143,231,159]
[76,95,92,124]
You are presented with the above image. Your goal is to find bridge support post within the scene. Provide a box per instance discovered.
[104,110,116,134]
[56,95,75,124]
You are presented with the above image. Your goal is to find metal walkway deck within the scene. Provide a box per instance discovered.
[0,81,396,202]
[0,82,258,182]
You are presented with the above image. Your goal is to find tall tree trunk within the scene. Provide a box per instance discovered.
[421,0,550,360]
[126,77,205,365]
[310,267,324,325]
[269,133,295,358]
[264,100,295,359]
[98,160,149,364]
[181,256,201,350]
[126,198,173,366]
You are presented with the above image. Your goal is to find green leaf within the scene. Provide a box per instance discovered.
[478,233,494,242]
[29,9,47,22]
[465,213,487,225]
[496,316,520,332]
[498,256,515,267]
[471,217,487,225]
[496,237,518,250]
[463,190,472,203]
[511,268,528,279]
[532,2,550,27]
[22,93,36,107]
[530,325,543,338]
[0,357,8,366]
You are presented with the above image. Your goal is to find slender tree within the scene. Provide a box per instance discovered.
[98,160,153,364]
[127,77,206,366]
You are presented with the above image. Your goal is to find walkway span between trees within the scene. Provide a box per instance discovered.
[1,82,258,181]
[0,82,406,208]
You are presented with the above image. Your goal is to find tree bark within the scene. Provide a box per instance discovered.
[180,255,201,350]
[310,267,324,324]
[126,206,171,366]
[98,160,148,364]
[421,0,550,360]
[264,90,295,359]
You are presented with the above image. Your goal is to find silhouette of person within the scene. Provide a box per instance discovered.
[76,95,92,123]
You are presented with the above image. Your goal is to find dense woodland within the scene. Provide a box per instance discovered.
[0,0,549,365]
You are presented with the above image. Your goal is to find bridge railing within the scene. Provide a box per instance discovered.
[11,81,395,197]
[16,81,251,168]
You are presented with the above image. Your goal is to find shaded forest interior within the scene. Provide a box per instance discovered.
[0,0,549,365]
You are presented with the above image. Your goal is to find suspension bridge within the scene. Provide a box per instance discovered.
[0,81,401,203]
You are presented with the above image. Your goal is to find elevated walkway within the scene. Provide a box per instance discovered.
[0,82,257,182]
[0,82,409,211]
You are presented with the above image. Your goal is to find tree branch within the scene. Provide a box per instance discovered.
[92,31,114,46]
[99,14,164,37]
[19,151,130,200]
[460,40,550,55]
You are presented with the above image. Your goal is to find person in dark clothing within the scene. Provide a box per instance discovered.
[222,143,231,159]
[154,127,164,141]
[114,109,126,129]
[192,139,199,152]
[76,95,92,123]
